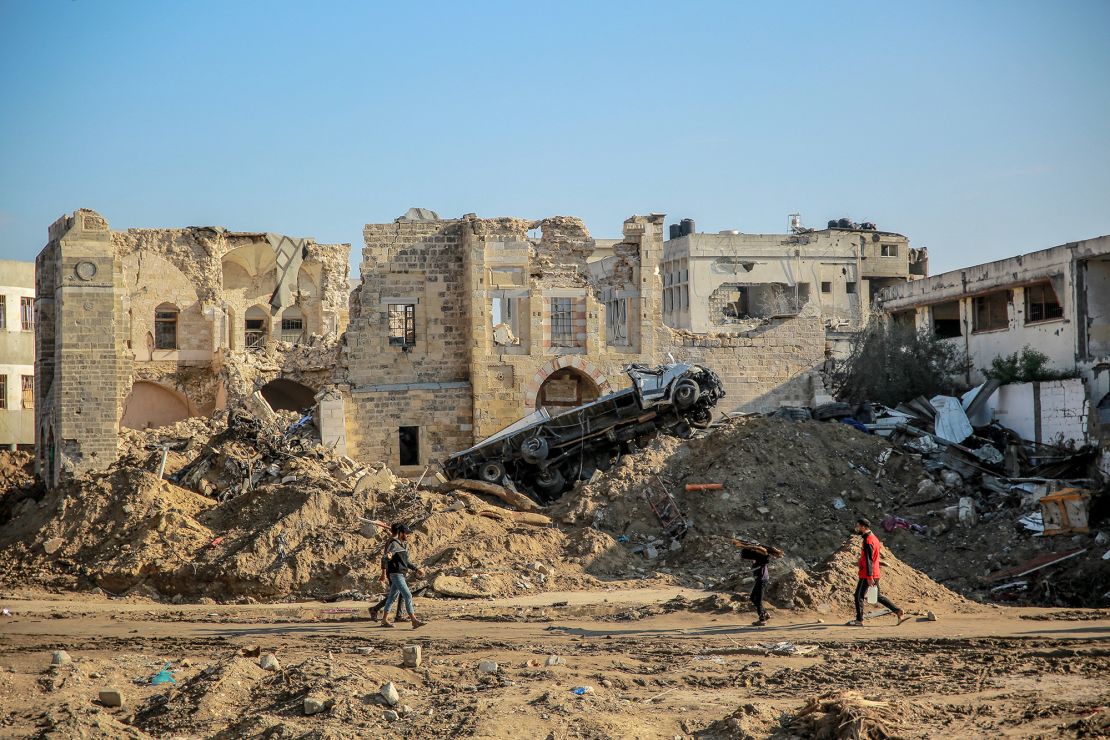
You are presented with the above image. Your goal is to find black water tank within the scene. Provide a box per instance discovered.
[669,224,681,240]
[838,218,851,228]
[827,220,838,229]
[680,218,695,235]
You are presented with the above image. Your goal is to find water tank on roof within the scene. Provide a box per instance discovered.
[838,218,852,228]
[828,220,839,229]
[861,222,877,230]
[719,230,740,235]
[680,218,696,236]
[669,224,681,240]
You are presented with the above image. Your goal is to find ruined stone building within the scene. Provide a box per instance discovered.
[34,209,349,486]
[662,218,926,354]
[34,206,929,485]
[0,259,36,449]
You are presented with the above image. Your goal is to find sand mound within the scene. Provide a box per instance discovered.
[771,539,980,616]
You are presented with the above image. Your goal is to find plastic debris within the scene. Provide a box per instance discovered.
[571,686,595,696]
[151,663,176,686]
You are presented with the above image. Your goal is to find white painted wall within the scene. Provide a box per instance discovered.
[986,378,1089,446]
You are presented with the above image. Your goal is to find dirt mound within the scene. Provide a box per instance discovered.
[0,450,35,493]
[770,539,980,616]
[0,421,645,601]
[776,691,938,740]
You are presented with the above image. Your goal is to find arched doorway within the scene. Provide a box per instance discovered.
[260,378,316,412]
[536,368,600,412]
[121,382,193,430]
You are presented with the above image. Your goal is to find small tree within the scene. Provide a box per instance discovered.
[982,346,1077,384]
[831,318,969,406]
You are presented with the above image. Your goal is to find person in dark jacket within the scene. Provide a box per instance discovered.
[379,523,426,629]
[847,518,907,626]
[734,540,784,626]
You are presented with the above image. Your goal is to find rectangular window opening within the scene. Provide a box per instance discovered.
[932,301,962,338]
[154,310,178,350]
[280,317,304,343]
[973,291,1010,333]
[820,281,832,294]
[245,318,267,349]
[1025,283,1063,324]
[606,298,630,346]
[398,426,420,466]
[20,297,33,331]
[388,303,416,346]
[0,295,6,329]
[0,375,6,409]
[880,244,898,257]
[550,297,575,345]
[21,375,33,409]
[845,281,857,295]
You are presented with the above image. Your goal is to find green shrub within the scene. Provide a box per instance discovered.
[982,346,1077,384]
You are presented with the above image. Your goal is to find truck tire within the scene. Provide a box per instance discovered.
[479,461,506,483]
[520,436,549,464]
[533,468,565,498]
[673,379,700,410]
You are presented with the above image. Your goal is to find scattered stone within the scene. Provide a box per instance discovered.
[478,660,498,674]
[645,545,659,559]
[98,688,124,707]
[401,704,413,717]
[403,644,422,668]
[51,650,71,666]
[304,694,332,715]
[355,646,374,655]
[926,611,938,622]
[380,681,400,706]
[43,538,64,555]
[545,656,566,667]
[259,653,281,671]
[383,709,399,722]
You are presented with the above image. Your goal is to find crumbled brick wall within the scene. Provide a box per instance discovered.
[345,384,473,472]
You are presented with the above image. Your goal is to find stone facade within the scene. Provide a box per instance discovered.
[339,210,830,475]
[35,209,350,488]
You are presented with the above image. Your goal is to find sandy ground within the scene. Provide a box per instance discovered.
[1,590,1108,739]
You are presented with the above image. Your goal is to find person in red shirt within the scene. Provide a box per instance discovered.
[847,518,907,626]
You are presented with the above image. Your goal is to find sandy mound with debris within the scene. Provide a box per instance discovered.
[771,539,980,616]
[0,425,645,602]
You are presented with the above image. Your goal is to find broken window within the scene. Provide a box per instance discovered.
[973,291,1009,332]
[1025,283,1063,323]
[20,297,33,331]
[491,295,523,346]
[892,310,916,330]
[550,298,575,345]
[845,281,857,295]
[821,282,832,293]
[154,304,178,350]
[606,297,630,345]
[880,244,898,257]
[280,306,305,343]
[21,375,32,409]
[398,426,420,466]
[0,375,5,409]
[388,303,416,346]
[245,305,269,349]
[931,301,962,338]
[0,295,5,329]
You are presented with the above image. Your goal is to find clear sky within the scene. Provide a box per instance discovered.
[1,0,1107,276]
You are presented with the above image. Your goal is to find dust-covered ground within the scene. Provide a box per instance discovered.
[0,592,1108,739]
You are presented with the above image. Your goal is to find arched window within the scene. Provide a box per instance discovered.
[280,305,305,343]
[154,303,179,350]
[245,305,269,349]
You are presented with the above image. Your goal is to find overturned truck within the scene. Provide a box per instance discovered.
[444,362,725,503]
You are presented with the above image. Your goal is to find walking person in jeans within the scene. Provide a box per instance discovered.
[378,523,427,629]
[847,518,908,626]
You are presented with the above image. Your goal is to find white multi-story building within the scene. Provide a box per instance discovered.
[0,259,36,449]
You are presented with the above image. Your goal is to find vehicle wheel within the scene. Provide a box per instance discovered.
[478,461,506,483]
[520,436,549,464]
[533,468,565,499]
[689,408,713,429]
[673,421,694,439]
[673,379,700,410]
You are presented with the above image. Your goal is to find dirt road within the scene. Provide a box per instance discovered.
[1,590,1108,738]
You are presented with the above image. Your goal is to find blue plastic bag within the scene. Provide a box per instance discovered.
[151,663,176,686]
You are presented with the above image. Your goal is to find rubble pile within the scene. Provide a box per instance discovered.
[0,410,644,601]
[550,415,1107,608]
[0,450,35,495]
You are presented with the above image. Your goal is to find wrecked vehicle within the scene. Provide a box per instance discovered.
[443,362,725,502]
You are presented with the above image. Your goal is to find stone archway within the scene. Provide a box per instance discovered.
[524,356,612,411]
[260,378,316,412]
[120,382,195,430]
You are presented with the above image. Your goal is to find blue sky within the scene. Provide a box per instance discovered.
[1,0,1107,276]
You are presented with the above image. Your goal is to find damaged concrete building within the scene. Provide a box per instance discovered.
[662,217,927,354]
[875,234,1110,445]
[34,209,350,486]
